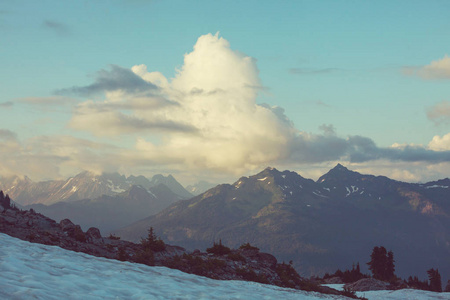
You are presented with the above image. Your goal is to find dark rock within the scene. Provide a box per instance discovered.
[256,252,277,268]
[60,219,75,232]
[344,278,390,291]
[324,276,344,284]
[86,227,104,244]
[73,225,86,242]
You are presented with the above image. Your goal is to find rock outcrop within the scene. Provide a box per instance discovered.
[344,278,390,291]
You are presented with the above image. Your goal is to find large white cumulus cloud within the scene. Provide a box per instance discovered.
[129,33,295,173]
[61,33,450,180]
[69,33,295,174]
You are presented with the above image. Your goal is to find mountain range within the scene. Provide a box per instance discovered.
[0,171,194,234]
[0,171,193,206]
[116,164,450,281]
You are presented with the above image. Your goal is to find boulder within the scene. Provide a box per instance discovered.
[324,276,344,284]
[344,278,390,291]
[86,227,104,244]
[256,253,277,268]
[60,219,75,233]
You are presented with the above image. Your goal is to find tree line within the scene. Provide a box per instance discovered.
[322,245,444,292]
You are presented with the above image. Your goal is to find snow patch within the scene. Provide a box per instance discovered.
[0,233,353,300]
[312,191,328,198]
[257,177,268,181]
[281,175,286,179]
[425,185,449,189]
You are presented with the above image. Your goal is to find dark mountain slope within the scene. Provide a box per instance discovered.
[116,165,450,280]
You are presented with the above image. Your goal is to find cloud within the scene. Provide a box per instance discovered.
[0,134,120,180]
[42,20,70,36]
[56,65,157,97]
[427,100,450,125]
[0,129,17,141]
[404,55,450,79]
[428,133,450,151]
[0,101,13,108]
[60,33,450,178]
[17,96,77,106]
[0,32,433,183]
[289,68,340,75]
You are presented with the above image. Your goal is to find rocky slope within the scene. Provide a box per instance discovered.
[0,199,356,298]
[116,165,450,281]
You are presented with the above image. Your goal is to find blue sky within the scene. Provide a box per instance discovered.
[1,0,450,184]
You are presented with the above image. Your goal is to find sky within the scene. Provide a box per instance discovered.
[1,0,450,185]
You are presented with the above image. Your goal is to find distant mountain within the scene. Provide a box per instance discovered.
[185,180,217,196]
[116,165,450,281]
[0,172,191,205]
[149,174,193,199]
[26,184,181,234]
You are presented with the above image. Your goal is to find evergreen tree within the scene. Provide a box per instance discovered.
[5,194,11,208]
[367,246,395,281]
[427,268,442,292]
[0,190,4,200]
[386,250,395,280]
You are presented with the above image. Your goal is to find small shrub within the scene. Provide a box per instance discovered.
[239,242,259,251]
[134,248,154,265]
[117,246,128,261]
[206,240,231,255]
[227,252,246,262]
[108,234,121,240]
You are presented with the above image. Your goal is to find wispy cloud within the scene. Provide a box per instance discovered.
[42,20,71,36]
[0,129,17,141]
[427,100,450,125]
[17,96,77,106]
[403,55,450,80]
[0,101,13,108]
[56,65,157,97]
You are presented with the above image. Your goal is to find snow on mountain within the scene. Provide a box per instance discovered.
[0,233,346,300]
[0,172,191,205]
[185,180,217,196]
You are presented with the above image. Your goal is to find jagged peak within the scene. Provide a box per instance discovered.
[332,163,349,171]
[317,164,360,183]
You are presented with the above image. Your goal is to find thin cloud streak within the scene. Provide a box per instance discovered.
[42,20,71,36]
[0,101,13,108]
[55,65,157,97]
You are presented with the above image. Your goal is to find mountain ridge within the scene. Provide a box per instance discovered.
[0,171,192,205]
[116,164,450,281]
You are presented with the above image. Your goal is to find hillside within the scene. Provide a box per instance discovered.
[116,165,450,280]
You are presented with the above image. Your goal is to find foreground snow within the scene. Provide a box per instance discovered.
[1,234,448,300]
[323,283,449,300]
[0,233,344,300]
